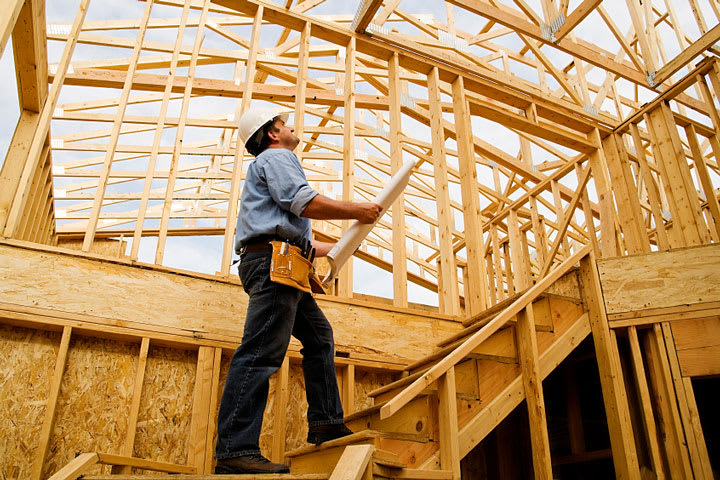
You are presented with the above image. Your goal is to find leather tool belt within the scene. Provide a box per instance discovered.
[269,240,325,294]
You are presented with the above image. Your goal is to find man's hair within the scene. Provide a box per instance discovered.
[245,118,280,156]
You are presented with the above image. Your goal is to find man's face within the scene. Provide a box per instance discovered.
[269,117,300,150]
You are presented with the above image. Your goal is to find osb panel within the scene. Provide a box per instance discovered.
[45,336,138,478]
[545,270,581,298]
[353,369,397,412]
[283,364,310,452]
[133,345,196,466]
[57,238,128,259]
[0,324,60,480]
[597,243,720,314]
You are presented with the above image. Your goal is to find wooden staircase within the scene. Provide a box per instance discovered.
[52,247,597,479]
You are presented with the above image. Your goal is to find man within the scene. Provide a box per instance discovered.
[214,108,382,474]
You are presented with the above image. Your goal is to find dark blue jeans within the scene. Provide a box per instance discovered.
[215,252,345,459]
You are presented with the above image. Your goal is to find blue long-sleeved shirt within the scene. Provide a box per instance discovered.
[234,148,318,253]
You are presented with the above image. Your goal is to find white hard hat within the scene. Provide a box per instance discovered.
[238,107,291,147]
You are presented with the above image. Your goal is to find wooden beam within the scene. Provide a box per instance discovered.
[445,0,649,86]
[352,0,383,33]
[654,23,720,86]
[11,0,47,113]
[554,0,602,41]
[0,0,24,57]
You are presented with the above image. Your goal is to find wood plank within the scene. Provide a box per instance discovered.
[458,312,591,457]
[328,444,374,480]
[95,453,196,473]
[644,324,694,478]
[452,75,486,314]
[597,244,720,314]
[46,452,99,480]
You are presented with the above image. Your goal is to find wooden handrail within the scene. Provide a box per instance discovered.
[379,244,591,420]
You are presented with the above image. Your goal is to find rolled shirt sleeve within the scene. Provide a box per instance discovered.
[260,150,319,216]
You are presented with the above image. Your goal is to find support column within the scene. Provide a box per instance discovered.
[578,254,640,480]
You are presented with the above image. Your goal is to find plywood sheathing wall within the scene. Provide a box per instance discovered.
[0,325,60,479]
[0,241,461,475]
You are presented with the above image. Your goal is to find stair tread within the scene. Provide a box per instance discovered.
[285,430,425,458]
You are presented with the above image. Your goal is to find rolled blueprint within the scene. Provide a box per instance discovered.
[322,158,417,288]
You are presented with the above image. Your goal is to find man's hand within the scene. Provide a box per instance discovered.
[354,202,382,224]
[302,194,382,223]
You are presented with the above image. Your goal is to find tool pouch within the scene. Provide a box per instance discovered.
[269,240,313,294]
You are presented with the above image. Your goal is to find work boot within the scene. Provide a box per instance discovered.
[214,454,289,474]
[307,423,354,445]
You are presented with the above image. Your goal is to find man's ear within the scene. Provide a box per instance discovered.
[266,128,280,143]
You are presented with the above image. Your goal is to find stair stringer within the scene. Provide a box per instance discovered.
[376,297,591,470]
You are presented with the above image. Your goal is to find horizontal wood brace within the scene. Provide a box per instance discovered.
[608,301,720,328]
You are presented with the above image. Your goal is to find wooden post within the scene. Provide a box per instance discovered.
[516,304,553,480]
[293,21,310,164]
[602,133,650,254]
[205,347,223,473]
[115,337,150,474]
[188,346,215,473]
[388,52,409,308]
[31,326,73,480]
[626,327,665,479]
[338,36,356,298]
[438,367,461,480]
[452,75,486,314]
[578,254,640,480]
[271,356,290,464]
[427,66,460,315]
